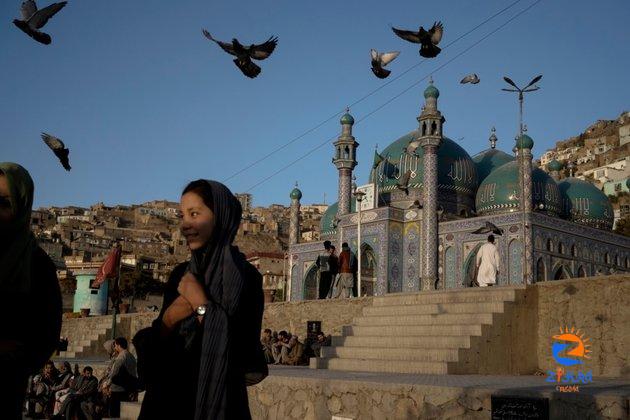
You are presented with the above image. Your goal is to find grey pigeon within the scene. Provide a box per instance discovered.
[471,221,503,236]
[370,49,400,79]
[202,29,278,78]
[406,138,422,156]
[392,21,443,58]
[41,132,71,170]
[13,1,67,45]
[407,200,422,209]
[397,170,412,195]
[460,73,480,84]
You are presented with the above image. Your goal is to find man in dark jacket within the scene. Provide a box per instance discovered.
[54,366,98,419]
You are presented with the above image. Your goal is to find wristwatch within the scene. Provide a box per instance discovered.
[195,304,208,317]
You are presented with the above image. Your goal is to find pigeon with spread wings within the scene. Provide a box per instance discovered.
[13,1,67,45]
[202,29,278,78]
[42,133,71,171]
[392,21,443,58]
[370,49,400,79]
[471,221,503,236]
[460,73,480,84]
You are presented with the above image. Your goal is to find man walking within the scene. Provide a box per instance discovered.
[476,235,500,287]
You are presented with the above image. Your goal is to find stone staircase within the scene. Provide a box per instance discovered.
[56,315,124,359]
[312,285,533,375]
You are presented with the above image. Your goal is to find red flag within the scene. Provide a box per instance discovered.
[91,246,121,288]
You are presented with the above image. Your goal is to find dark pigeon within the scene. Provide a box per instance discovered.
[392,21,443,58]
[471,221,504,236]
[202,29,278,78]
[42,132,71,171]
[370,49,400,79]
[13,1,67,45]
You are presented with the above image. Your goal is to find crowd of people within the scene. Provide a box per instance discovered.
[316,241,359,299]
[23,337,138,420]
[260,328,331,366]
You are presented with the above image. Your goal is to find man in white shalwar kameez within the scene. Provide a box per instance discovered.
[476,235,500,287]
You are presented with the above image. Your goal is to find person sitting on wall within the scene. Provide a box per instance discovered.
[272,331,297,364]
[260,328,275,364]
[53,366,98,420]
[282,335,307,366]
[100,337,138,418]
[308,332,332,358]
[25,360,58,418]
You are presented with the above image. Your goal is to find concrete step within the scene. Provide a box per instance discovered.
[363,301,506,316]
[321,346,460,362]
[371,287,522,306]
[120,401,141,420]
[321,357,449,374]
[343,324,483,337]
[332,335,471,349]
[352,312,495,326]
[58,351,76,358]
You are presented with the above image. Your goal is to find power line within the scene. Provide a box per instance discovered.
[245,0,543,193]
[224,0,525,182]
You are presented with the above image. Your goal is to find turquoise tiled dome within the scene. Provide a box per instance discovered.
[373,132,478,198]
[547,159,563,172]
[558,178,614,230]
[340,112,354,125]
[515,134,534,150]
[472,148,515,183]
[424,84,439,99]
[320,200,356,236]
[475,161,562,216]
[290,187,302,200]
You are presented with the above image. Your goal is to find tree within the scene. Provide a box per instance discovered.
[614,215,630,237]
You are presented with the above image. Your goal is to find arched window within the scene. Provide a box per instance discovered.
[605,252,611,264]
[536,258,546,282]
[571,244,578,258]
[615,254,620,266]
[558,242,565,254]
[546,239,553,252]
[577,266,587,278]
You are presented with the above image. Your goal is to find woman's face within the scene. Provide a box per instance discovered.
[180,191,215,251]
[0,175,14,227]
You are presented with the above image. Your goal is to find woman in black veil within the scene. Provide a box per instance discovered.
[136,180,266,420]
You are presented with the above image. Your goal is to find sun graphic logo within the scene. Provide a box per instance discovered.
[552,326,591,366]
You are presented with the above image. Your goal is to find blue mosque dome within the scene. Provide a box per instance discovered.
[515,134,534,150]
[340,112,354,125]
[423,84,440,99]
[476,161,562,216]
[472,149,515,183]
[290,186,302,200]
[547,159,564,172]
[373,132,478,199]
[557,178,614,230]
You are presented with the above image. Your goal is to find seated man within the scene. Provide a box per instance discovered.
[25,360,58,418]
[272,331,295,364]
[309,332,332,358]
[53,366,98,420]
[282,335,307,366]
[99,337,138,417]
[260,328,275,364]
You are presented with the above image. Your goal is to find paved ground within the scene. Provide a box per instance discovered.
[269,365,630,398]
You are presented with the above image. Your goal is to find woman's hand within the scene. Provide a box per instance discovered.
[177,272,209,311]
[161,296,195,332]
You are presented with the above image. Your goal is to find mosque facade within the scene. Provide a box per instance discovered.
[286,82,630,301]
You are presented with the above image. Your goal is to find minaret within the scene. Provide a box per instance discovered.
[333,109,359,217]
[515,130,534,284]
[418,79,444,291]
[289,182,302,245]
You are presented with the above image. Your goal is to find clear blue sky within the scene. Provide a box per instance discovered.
[1,0,628,209]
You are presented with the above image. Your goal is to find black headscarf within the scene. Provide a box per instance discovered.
[186,181,250,420]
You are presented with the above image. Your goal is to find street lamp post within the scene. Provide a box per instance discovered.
[352,179,366,297]
[502,74,542,284]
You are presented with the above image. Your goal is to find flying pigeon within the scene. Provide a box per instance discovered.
[392,21,443,58]
[397,170,412,195]
[460,73,480,84]
[471,221,503,236]
[407,200,422,209]
[370,49,400,79]
[406,138,422,156]
[202,29,278,78]
[41,132,71,170]
[13,1,67,45]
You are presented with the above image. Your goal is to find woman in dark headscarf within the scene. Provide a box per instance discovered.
[0,162,62,419]
[136,180,266,420]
